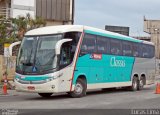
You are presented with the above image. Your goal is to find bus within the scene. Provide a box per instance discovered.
[15,25,155,98]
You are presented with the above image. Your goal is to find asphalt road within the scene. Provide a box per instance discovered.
[0,78,160,115]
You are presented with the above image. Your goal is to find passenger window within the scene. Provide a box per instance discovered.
[142,45,155,58]
[64,32,81,61]
[149,46,155,58]
[81,34,96,54]
[97,36,108,54]
[110,39,122,55]
[122,42,132,56]
[60,43,72,67]
[132,44,139,57]
[142,45,149,58]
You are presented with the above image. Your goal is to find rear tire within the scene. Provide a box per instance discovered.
[129,77,138,91]
[70,78,87,98]
[138,77,145,90]
[38,93,53,97]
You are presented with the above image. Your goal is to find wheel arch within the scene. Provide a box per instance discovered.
[132,73,139,80]
[77,75,87,84]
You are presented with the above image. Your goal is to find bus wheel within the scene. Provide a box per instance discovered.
[138,77,145,90]
[129,77,138,91]
[38,93,53,97]
[70,78,87,98]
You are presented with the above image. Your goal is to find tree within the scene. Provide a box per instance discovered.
[0,16,16,54]
[0,13,46,55]
[11,13,46,40]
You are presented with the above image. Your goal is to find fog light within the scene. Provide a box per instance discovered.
[51,85,55,89]
[46,79,50,82]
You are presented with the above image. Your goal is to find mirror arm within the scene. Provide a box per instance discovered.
[55,39,72,55]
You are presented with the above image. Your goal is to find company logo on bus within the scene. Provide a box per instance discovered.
[90,54,102,60]
[110,57,125,67]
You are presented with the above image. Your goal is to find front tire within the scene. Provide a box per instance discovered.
[70,78,87,98]
[38,93,53,97]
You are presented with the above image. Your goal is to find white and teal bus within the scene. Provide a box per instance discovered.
[15,25,155,98]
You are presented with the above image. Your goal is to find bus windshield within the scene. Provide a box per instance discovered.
[16,34,62,74]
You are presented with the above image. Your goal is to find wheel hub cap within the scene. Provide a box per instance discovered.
[75,83,83,94]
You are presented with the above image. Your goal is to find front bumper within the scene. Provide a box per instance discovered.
[14,79,59,93]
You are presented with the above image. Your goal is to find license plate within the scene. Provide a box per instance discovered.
[27,86,35,90]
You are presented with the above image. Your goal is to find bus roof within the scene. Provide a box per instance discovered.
[25,25,84,36]
[25,25,154,45]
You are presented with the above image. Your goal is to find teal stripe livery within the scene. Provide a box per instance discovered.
[85,30,142,43]
[15,75,51,81]
[73,54,135,85]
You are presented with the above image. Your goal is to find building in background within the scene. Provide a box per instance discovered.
[132,36,151,42]
[36,0,74,25]
[144,17,160,59]
[0,0,11,19]
[0,0,74,25]
[11,0,36,18]
[105,25,130,36]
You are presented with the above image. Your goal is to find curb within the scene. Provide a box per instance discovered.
[0,90,19,97]
[0,93,18,97]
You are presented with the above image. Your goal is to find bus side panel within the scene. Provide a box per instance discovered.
[132,58,156,85]
[73,54,135,89]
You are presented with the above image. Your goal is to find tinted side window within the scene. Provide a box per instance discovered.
[132,43,140,57]
[149,45,155,58]
[122,41,132,56]
[81,34,96,54]
[145,45,155,58]
[97,36,109,54]
[110,39,122,55]
[142,45,149,58]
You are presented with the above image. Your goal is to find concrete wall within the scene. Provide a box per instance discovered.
[0,55,16,82]
[10,0,73,25]
[11,0,35,18]
[36,0,73,25]
[144,19,160,59]
[0,1,6,8]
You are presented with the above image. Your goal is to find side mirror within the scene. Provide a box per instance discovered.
[55,39,72,55]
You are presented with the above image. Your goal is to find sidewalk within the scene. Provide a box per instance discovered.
[0,89,19,96]
[0,89,33,97]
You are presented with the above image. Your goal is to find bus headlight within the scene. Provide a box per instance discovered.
[53,76,59,79]
[46,77,57,82]
[48,73,61,80]
[15,78,20,82]
[46,79,50,82]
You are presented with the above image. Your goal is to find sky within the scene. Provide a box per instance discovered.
[74,0,160,36]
